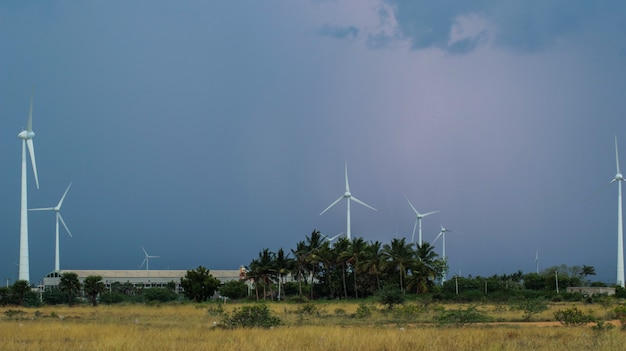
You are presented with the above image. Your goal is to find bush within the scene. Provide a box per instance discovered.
[355,302,372,318]
[142,288,178,303]
[295,303,319,316]
[99,292,126,305]
[221,304,281,328]
[42,289,67,305]
[437,305,491,327]
[376,285,405,310]
[207,304,225,316]
[554,306,595,326]
[614,304,626,330]
[515,297,548,322]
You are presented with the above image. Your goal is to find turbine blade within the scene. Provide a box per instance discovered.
[320,195,344,215]
[26,139,39,189]
[142,246,148,257]
[434,232,443,243]
[405,196,419,215]
[412,220,418,243]
[616,135,621,174]
[350,196,377,211]
[58,213,72,237]
[27,87,34,132]
[421,210,439,217]
[57,183,72,208]
[29,207,55,211]
[140,258,147,269]
[344,161,350,193]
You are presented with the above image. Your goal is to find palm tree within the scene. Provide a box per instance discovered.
[407,242,439,294]
[333,237,351,299]
[361,240,384,294]
[382,238,415,293]
[308,241,335,298]
[273,248,293,300]
[340,237,368,298]
[291,240,309,296]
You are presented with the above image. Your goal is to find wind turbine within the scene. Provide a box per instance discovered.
[17,87,40,283]
[405,196,438,246]
[30,183,73,272]
[535,248,539,274]
[321,232,343,247]
[320,161,377,240]
[433,225,453,284]
[140,246,159,270]
[610,136,625,287]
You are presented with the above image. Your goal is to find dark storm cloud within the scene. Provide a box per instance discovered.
[381,0,626,53]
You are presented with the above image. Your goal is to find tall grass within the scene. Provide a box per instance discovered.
[0,302,623,351]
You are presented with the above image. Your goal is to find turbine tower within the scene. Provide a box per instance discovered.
[17,87,40,283]
[611,136,625,287]
[30,183,73,272]
[320,161,376,240]
[140,246,159,270]
[405,196,438,246]
[434,225,453,283]
[535,248,539,274]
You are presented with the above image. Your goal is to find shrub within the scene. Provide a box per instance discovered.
[355,302,372,318]
[437,305,490,327]
[614,304,626,330]
[376,285,404,310]
[554,306,595,326]
[99,292,126,304]
[295,303,319,316]
[515,297,548,322]
[207,304,225,316]
[142,288,178,303]
[221,304,281,328]
[219,280,248,300]
[42,289,67,305]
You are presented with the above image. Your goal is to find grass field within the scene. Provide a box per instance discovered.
[0,301,624,351]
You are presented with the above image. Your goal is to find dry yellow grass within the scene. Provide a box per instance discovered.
[0,302,623,351]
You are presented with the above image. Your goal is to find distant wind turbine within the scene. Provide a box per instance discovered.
[535,249,539,274]
[405,196,438,246]
[610,136,625,287]
[17,87,40,283]
[434,225,454,284]
[140,246,159,270]
[321,232,343,247]
[30,183,73,271]
[320,161,376,240]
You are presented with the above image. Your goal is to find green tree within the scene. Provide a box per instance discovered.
[219,280,248,300]
[382,238,415,293]
[407,242,440,294]
[10,280,31,306]
[59,272,82,305]
[180,266,220,302]
[361,240,384,294]
[274,248,293,300]
[83,275,106,306]
[341,237,368,298]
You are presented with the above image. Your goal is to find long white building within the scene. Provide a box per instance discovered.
[41,268,244,293]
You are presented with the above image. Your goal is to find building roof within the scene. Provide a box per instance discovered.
[46,269,242,280]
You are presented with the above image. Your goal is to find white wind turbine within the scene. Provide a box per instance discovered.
[17,87,40,283]
[140,246,159,270]
[320,162,377,240]
[30,183,73,272]
[321,232,343,247]
[610,136,625,287]
[405,196,438,246]
[434,225,453,283]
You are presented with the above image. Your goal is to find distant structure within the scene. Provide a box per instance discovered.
[405,196,438,246]
[566,287,615,296]
[610,136,625,287]
[320,161,377,240]
[41,269,241,293]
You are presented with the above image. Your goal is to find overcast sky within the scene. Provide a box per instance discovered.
[2,1,626,285]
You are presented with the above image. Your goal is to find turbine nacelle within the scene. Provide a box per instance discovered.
[616,173,624,181]
[18,130,35,140]
[344,191,351,198]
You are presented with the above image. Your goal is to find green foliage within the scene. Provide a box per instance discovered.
[221,304,281,328]
[180,266,220,302]
[614,304,626,330]
[42,289,67,305]
[4,309,26,319]
[554,306,596,326]
[207,304,225,316]
[591,320,615,332]
[219,280,248,300]
[515,297,548,321]
[99,292,126,304]
[376,284,405,310]
[59,272,82,305]
[392,303,421,319]
[295,303,320,316]
[355,302,372,318]
[437,305,491,327]
[143,288,178,303]
[10,280,31,306]
[83,275,106,306]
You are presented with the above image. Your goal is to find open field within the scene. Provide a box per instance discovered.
[0,301,625,351]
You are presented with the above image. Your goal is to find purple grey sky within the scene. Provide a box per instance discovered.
[1,1,626,284]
